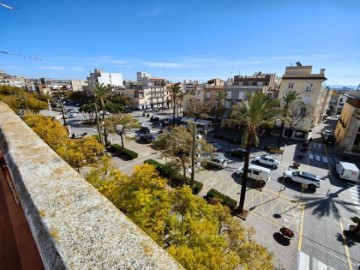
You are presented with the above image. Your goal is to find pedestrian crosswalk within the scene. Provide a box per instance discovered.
[298,252,336,270]
[308,153,338,164]
[348,183,360,214]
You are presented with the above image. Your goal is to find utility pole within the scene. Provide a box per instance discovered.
[60,96,67,126]
[190,123,196,189]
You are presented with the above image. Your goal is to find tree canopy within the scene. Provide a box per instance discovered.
[85,162,274,269]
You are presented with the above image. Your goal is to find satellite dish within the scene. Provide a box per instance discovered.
[115,125,124,135]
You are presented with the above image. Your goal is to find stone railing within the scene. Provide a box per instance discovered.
[0,103,182,270]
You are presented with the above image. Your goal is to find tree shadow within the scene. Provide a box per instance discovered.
[273,232,291,246]
[295,187,358,219]
[336,230,360,247]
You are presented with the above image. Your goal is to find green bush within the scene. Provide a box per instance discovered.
[111,144,138,160]
[206,189,237,211]
[144,159,203,194]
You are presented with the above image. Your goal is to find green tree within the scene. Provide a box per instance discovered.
[169,83,182,120]
[277,90,301,148]
[154,125,214,179]
[214,90,226,119]
[91,83,111,144]
[23,114,104,171]
[104,113,140,148]
[0,85,47,113]
[229,93,279,215]
[183,98,210,120]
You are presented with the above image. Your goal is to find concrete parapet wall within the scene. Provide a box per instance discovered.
[0,103,182,269]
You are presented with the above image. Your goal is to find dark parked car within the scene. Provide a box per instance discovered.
[136,133,156,144]
[324,134,336,144]
[136,127,150,134]
[150,116,160,122]
[227,148,247,158]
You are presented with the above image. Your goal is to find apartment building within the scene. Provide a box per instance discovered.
[225,72,278,108]
[277,63,328,140]
[335,90,360,155]
[87,68,123,89]
[131,72,168,110]
[0,71,26,88]
[202,78,225,108]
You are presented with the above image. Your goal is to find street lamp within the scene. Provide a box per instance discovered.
[59,95,67,126]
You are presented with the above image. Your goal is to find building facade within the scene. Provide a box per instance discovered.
[335,91,360,155]
[87,69,123,89]
[277,63,328,140]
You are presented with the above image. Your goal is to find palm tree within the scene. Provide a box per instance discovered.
[91,83,111,145]
[215,90,226,119]
[277,90,301,148]
[230,93,280,216]
[169,83,182,120]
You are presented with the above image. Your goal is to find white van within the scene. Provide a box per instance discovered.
[336,161,360,182]
[236,164,271,185]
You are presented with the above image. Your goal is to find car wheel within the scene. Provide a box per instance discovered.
[255,160,260,164]
[228,152,232,156]
[284,177,292,182]
[309,184,316,191]
[272,165,277,170]
[260,180,266,187]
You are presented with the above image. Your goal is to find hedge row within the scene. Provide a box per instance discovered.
[144,159,203,194]
[111,144,138,160]
[205,189,238,211]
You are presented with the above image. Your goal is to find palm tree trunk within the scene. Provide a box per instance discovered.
[94,102,103,144]
[237,136,252,212]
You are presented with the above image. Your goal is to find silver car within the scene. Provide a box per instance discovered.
[283,170,320,190]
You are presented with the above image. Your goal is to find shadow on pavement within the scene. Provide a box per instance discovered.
[296,187,358,219]
[336,231,360,247]
[273,232,291,246]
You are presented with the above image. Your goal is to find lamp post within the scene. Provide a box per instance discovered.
[59,95,67,126]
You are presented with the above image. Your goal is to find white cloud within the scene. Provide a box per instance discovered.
[140,8,162,17]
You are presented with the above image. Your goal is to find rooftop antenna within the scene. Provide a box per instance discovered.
[0,2,14,10]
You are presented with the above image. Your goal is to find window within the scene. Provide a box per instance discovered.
[305,83,313,91]
[252,170,260,175]
[238,92,245,100]
[288,83,294,89]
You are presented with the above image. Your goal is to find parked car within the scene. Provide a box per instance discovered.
[227,148,247,159]
[68,112,77,118]
[205,156,228,169]
[136,127,150,134]
[136,133,156,144]
[324,134,336,144]
[150,116,160,122]
[211,142,223,152]
[336,161,360,182]
[283,170,320,190]
[253,155,280,169]
[236,164,271,186]
[322,129,334,138]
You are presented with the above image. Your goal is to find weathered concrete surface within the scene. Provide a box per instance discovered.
[0,103,183,270]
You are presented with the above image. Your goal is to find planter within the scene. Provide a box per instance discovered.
[280,227,294,240]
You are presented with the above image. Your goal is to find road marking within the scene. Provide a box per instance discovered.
[339,218,353,270]
[298,252,310,270]
[312,258,330,270]
[298,204,305,251]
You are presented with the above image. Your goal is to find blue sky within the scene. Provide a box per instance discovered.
[1,0,359,86]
